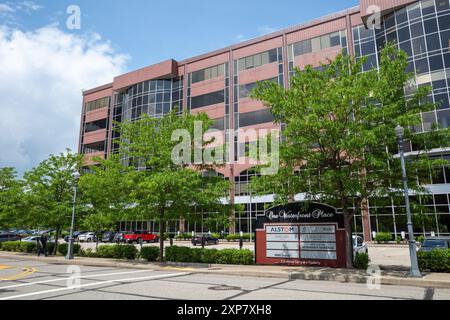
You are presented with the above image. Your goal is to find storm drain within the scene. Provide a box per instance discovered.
[208,285,242,291]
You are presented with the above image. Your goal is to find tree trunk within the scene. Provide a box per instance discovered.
[54,227,60,256]
[342,209,354,269]
[96,231,99,251]
[159,215,165,263]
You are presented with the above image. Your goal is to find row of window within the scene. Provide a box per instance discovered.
[238,108,275,128]
[291,30,346,58]
[85,97,110,113]
[237,48,279,72]
[239,77,278,99]
[191,90,225,109]
[83,141,105,154]
[85,119,107,133]
[129,79,182,97]
[191,64,225,84]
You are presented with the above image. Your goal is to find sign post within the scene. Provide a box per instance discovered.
[255,202,347,268]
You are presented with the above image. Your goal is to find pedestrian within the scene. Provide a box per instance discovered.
[40,233,48,257]
[36,236,42,256]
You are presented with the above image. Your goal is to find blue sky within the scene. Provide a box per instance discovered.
[10,0,358,71]
[0,0,359,174]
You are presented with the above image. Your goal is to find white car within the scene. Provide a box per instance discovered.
[353,235,368,257]
[78,232,96,242]
[22,236,40,243]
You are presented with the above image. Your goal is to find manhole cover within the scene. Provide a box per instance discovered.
[209,285,241,291]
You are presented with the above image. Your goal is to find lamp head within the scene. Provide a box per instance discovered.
[395,125,404,139]
[73,171,80,181]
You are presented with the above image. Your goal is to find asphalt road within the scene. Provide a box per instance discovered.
[1,257,449,300]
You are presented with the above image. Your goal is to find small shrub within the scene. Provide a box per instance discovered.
[57,243,81,256]
[418,249,450,273]
[417,235,425,244]
[0,241,21,252]
[165,246,253,265]
[140,246,159,261]
[374,232,392,244]
[354,253,370,269]
[20,242,37,253]
[396,236,402,244]
[97,245,138,260]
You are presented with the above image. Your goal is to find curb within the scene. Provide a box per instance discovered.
[1,252,450,288]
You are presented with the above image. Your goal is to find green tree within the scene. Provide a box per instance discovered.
[23,150,83,254]
[78,155,135,248]
[116,112,229,261]
[0,168,26,229]
[250,44,450,268]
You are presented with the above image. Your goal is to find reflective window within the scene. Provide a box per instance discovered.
[291,30,346,57]
[239,108,275,127]
[191,90,225,109]
[85,119,107,133]
[238,49,278,71]
[85,96,110,113]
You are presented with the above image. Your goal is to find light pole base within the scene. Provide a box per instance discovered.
[408,269,422,278]
[66,238,75,260]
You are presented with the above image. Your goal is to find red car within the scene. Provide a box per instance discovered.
[124,231,159,244]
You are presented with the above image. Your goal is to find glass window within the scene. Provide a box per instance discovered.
[293,42,303,56]
[437,109,450,128]
[423,111,438,130]
[412,36,427,55]
[191,90,225,109]
[408,3,422,20]
[303,39,312,54]
[360,27,374,40]
[245,56,254,69]
[436,0,450,12]
[439,14,450,31]
[321,34,331,49]
[422,0,436,15]
[400,40,413,56]
[268,49,278,63]
[211,66,218,79]
[410,22,425,38]
[424,18,439,34]
[261,51,270,65]
[254,53,262,67]
[396,7,408,24]
[361,40,376,55]
[239,108,275,127]
[441,30,450,50]
[429,55,444,71]
[435,93,450,109]
[330,32,341,46]
[415,58,430,74]
[398,26,411,42]
[312,37,321,52]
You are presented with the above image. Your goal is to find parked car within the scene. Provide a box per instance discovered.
[22,236,41,243]
[64,230,88,242]
[418,237,450,252]
[352,235,368,257]
[101,231,116,243]
[78,232,97,242]
[113,232,125,243]
[124,231,158,244]
[0,233,22,242]
[192,234,219,246]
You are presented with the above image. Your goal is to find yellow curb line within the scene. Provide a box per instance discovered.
[0,267,36,281]
[0,265,10,270]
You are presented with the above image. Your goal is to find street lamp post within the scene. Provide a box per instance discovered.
[395,125,422,278]
[66,171,80,260]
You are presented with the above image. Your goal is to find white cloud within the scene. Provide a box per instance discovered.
[0,3,14,13]
[17,1,43,11]
[0,25,128,173]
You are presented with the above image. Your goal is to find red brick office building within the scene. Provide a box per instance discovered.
[79,0,450,240]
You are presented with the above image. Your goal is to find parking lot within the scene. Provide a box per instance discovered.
[0,256,447,300]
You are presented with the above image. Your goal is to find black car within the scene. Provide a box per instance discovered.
[102,231,116,243]
[419,237,450,252]
[64,230,88,243]
[0,233,22,242]
[192,234,219,246]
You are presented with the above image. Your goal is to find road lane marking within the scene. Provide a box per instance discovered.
[0,267,36,281]
[0,269,155,289]
[0,272,189,300]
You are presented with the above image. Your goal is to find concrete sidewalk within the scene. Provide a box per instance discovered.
[1,251,450,289]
